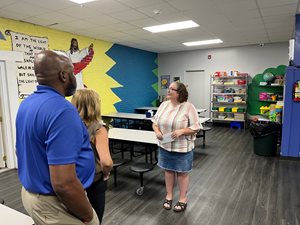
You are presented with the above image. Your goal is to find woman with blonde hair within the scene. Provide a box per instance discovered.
[72,88,113,224]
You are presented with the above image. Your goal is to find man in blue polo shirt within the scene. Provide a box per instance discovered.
[16,50,99,225]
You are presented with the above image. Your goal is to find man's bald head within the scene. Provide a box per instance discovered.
[35,50,69,84]
[34,50,77,96]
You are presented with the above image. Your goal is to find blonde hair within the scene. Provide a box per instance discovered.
[71,89,101,126]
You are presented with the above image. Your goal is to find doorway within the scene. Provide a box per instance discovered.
[184,70,210,118]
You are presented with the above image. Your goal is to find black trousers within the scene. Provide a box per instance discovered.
[86,177,107,224]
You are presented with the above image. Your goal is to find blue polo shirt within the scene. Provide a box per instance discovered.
[16,85,95,194]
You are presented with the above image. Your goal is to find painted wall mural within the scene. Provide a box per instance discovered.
[106,44,158,112]
[0,17,158,114]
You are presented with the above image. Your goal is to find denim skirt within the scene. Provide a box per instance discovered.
[158,147,194,173]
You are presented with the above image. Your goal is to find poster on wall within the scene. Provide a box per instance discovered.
[5,30,48,99]
[161,75,170,89]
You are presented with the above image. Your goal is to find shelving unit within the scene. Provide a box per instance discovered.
[257,85,284,121]
[210,74,249,128]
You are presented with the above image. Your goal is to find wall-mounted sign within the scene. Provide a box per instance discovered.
[6,30,48,99]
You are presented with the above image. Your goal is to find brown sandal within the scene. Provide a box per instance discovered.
[163,199,172,210]
[173,201,187,212]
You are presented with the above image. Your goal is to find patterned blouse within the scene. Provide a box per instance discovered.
[152,100,201,153]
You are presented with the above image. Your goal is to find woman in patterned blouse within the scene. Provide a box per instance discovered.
[152,82,201,212]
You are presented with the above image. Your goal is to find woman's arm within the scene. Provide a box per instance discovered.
[171,127,198,139]
[94,127,113,178]
[152,123,163,140]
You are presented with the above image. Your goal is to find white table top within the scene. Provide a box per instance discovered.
[0,204,34,225]
[109,128,157,144]
[199,117,210,124]
[103,112,210,123]
[135,106,207,114]
[102,112,152,120]
[108,117,209,144]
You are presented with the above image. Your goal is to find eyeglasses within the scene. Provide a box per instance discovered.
[168,87,178,92]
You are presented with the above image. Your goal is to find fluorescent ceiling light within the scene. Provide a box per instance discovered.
[143,20,199,33]
[69,0,96,4]
[183,39,223,46]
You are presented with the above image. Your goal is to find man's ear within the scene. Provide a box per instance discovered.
[59,71,67,82]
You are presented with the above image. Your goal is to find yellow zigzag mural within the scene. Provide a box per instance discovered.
[0,17,121,114]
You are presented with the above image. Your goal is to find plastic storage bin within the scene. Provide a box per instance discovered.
[232,107,239,112]
[219,107,225,112]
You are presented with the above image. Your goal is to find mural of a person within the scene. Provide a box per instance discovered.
[66,38,94,89]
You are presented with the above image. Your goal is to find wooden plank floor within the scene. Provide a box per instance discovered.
[0,127,299,225]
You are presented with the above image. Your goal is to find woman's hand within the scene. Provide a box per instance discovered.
[155,131,163,140]
[103,173,110,181]
[171,129,184,139]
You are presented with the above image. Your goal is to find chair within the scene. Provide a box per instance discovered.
[196,126,212,148]
[130,162,154,196]
[112,158,129,187]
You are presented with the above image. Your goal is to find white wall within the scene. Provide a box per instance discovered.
[158,42,289,115]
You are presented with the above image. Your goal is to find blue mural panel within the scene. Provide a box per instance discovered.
[0,31,5,40]
[106,44,158,113]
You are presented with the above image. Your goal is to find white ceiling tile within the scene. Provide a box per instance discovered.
[215,0,257,13]
[257,0,298,8]
[86,0,129,13]
[231,18,265,28]
[50,23,79,33]
[263,14,294,24]
[260,4,297,17]
[110,9,148,21]
[166,0,212,11]
[1,1,50,16]
[57,5,100,19]
[117,0,165,8]
[128,18,160,27]
[105,31,130,38]
[152,12,191,24]
[225,9,261,21]
[126,29,153,39]
[0,0,19,8]
[23,0,75,10]
[35,12,76,24]
[109,22,138,31]
[0,8,30,20]
[270,35,293,42]
[84,14,121,25]
[22,17,54,27]
[89,25,118,33]
[136,2,179,17]
[116,35,141,42]
[62,20,98,29]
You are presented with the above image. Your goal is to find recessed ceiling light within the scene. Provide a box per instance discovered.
[69,0,96,4]
[183,39,223,46]
[143,20,199,33]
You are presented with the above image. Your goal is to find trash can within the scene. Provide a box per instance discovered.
[249,122,278,156]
